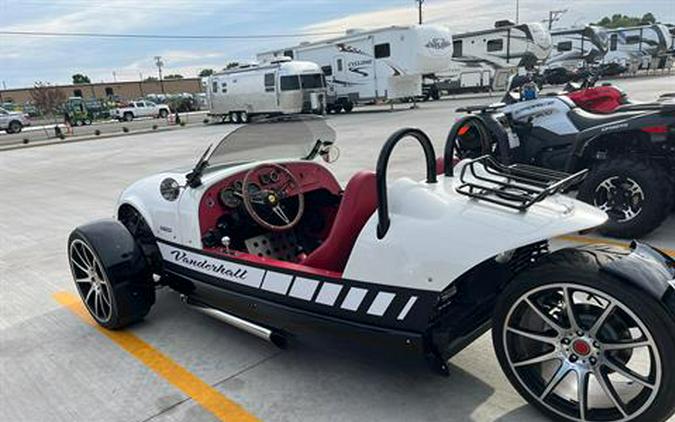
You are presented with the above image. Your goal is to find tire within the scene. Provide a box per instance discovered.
[123,112,134,122]
[158,109,169,119]
[343,102,354,113]
[7,120,22,134]
[492,246,675,422]
[240,111,249,123]
[84,119,92,125]
[578,158,671,239]
[67,220,155,329]
[230,111,240,124]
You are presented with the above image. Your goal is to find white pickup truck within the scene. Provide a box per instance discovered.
[0,107,31,134]
[111,101,170,122]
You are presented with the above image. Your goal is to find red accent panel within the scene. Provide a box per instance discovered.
[204,247,343,279]
[302,171,377,273]
[641,125,668,134]
[198,162,342,236]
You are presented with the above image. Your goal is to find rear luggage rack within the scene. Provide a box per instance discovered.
[455,156,587,211]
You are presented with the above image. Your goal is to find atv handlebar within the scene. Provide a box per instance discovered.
[376,128,437,239]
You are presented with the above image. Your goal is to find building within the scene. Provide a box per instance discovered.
[0,78,204,104]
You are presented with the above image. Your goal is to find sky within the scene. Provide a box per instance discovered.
[1,0,673,89]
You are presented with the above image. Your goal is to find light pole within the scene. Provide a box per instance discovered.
[154,55,165,94]
[416,0,424,25]
[515,0,519,24]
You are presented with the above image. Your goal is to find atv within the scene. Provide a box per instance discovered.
[68,116,675,422]
[449,84,675,238]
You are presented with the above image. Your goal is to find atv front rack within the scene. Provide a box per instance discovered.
[455,155,587,211]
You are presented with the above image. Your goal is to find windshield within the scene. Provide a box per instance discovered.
[206,115,336,169]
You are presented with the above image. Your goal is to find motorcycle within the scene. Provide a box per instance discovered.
[450,74,675,238]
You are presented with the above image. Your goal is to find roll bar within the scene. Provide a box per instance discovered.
[376,128,437,239]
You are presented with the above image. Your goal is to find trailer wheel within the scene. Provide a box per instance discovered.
[332,104,343,114]
[240,111,249,123]
[230,111,240,124]
[343,102,354,113]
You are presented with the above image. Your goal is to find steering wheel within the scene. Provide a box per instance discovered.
[242,163,305,231]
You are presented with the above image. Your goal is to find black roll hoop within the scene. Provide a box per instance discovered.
[376,128,437,239]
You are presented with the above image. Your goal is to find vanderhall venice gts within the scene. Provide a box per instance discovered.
[67,116,675,421]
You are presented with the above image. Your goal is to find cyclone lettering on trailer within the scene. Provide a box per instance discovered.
[170,250,248,280]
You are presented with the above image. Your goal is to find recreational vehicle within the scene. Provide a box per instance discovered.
[206,59,327,123]
[601,24,673,72]
[428,21,552,95]
[257,25,453,112]
[545,26,607,71]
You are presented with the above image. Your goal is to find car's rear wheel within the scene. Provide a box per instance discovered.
[68,220,155,329]
[493,247,675,422]
[7,120,23,134]
[123,112,134,122]
[578,158,671,239]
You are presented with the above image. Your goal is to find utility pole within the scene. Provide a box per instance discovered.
[515,0,519,24]
[546,9,567,30]
[416,0,424,25]
[154,55,165,94]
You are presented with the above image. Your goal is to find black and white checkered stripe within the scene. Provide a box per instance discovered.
[158,240,439,331]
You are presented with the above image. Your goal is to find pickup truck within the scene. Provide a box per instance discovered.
[111,101,170,122]
[0,107,31,134]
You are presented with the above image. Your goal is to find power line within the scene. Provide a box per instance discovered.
[0,30,346,40]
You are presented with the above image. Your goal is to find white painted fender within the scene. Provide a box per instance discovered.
[343,173,607,292]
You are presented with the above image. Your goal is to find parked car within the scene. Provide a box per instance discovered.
[110,100,170,122]
[0,106,31,134]
[67,116,675,422]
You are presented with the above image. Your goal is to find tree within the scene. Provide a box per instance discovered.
[224,62,240,70]
[71,73,91,84]
[144,76,158,82]
[163,74,184,80]
[198,68,214,77]
[30,82,66,116]
[594,12,658,28]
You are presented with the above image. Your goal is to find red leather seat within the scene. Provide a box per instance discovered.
[302,171,377,273]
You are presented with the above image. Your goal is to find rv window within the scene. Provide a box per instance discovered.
[221,82,227,94]
[212,81,218,93]
[280,75,300,91]
[557,41,573,52]
[625,35,640,44]
[337,59,343,72]
[374,43,391,58]
[452,40,463,57]
[264,73,275,92]
[301,73,324,89]
[321,65,333,76]
[487,39,503,52]
[610,34,618,51]
[283,50,294,59]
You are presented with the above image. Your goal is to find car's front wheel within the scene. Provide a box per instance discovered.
[68,220,155,329]
[578,158,671,239]
[493,247,675,422]
[7,120,23,134]
[158,109,169,119]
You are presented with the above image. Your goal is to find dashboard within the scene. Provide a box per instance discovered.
[199,162,342,236]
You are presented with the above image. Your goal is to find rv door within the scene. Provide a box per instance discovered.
[333,55,346,92]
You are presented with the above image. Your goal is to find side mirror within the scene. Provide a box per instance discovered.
[321,145,340,163]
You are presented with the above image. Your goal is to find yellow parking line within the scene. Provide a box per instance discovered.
[53,291,260,422]
[557,235,675,257]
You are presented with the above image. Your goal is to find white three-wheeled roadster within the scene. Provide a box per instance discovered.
[68,116,675,422]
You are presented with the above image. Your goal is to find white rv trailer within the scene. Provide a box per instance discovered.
[428,21,552,95]
[545,26,607,71]
[601,24,673,72]
[257,25,453,112]
[205,59,327,123]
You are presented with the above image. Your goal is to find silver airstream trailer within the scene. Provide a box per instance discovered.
[206,58,327,123]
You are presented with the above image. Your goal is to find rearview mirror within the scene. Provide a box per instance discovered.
[321,145,340,163]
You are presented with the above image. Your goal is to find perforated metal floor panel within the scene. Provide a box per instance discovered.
[245,232,299,262]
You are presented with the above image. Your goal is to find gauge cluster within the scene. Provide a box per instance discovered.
[218,170,282,209]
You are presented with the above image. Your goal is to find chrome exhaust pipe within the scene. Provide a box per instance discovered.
[181,295,285,348]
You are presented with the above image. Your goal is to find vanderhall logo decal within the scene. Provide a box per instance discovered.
[158,243,265,288]
[170,250,248,280]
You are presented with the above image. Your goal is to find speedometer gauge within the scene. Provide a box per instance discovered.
[219,188,241,208]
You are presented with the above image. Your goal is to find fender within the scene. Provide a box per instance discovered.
[444,114,511,176]
[599,242,675,317]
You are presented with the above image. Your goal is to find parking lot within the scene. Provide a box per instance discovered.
[1,75,674,422]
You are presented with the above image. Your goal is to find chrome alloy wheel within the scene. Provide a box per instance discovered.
[68,239,113,323]
[593,176,644,223]
[503,283,661,421]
